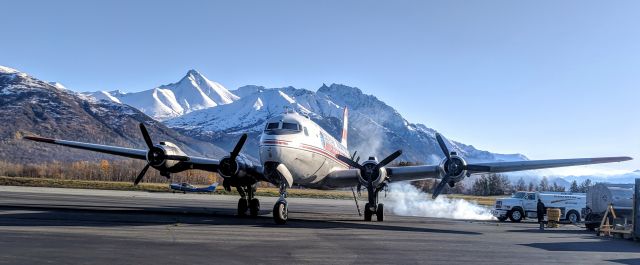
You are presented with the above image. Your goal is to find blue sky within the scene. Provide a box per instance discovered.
[1,1,638,172]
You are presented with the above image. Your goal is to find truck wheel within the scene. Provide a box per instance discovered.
[566,210,580,223]
[509,209,523,223]
[497,216,508,222]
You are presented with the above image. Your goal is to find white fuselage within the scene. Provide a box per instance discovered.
[259,113,350,188]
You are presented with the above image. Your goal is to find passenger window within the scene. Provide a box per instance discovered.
[282,122,299,130]
[266,123,279,130]
[303,127,309,136]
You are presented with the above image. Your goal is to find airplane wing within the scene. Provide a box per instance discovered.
[23,123,261,185]
[23,136,220,168]
[463,157,633,174]
[385,156,632,181]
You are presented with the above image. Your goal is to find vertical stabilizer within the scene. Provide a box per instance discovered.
[341,107,348,147]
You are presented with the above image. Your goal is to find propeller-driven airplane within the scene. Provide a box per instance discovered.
[170,182,218,194]
[24,108,632,224]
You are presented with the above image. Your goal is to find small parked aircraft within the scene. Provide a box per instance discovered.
[170,182,218,194]
[25,108,632,224]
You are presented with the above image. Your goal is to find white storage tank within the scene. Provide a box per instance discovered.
[587,183,634,213]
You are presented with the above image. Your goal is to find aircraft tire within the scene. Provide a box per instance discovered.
[376,203,384,222]
[364,203,372,221]
[237,198,248,216]
[273,200,288,224]
[249,198,260,217]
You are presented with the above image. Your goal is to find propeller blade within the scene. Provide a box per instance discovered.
[466,164,491,172]
[351,151,358,160]
[336,154,364,170]
[435,133,451,159]
[230,134,248,159]
[376,150,403,169]
[134,163,151,185]
[432,176,449,199]
[139,123,154,149]
[355,156,360,163]
[165,155,190,161]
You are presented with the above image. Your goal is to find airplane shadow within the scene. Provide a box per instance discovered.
[0,205,481,235]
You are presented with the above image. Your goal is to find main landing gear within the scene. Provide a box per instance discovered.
[237,184,260,217]
[273,182,288,224]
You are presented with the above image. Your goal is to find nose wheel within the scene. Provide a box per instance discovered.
[273,200,288,224]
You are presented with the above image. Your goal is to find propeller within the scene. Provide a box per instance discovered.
[218,134,248,177]
[133,123,189,185]
[431,133,491,199]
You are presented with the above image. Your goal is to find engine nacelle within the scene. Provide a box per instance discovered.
[146,141,185,168]
[438,154,468,184]
[218,155,252,178]
[358,159,388,187]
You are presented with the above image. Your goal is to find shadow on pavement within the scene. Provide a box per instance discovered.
[0,205,481,235]
[607,258,640,265]
[521,241,640,253]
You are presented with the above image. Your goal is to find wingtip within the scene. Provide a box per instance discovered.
[23,135,56,143]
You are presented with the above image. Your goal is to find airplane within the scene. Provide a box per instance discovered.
[24,107,632,224]
[170,182,218,194]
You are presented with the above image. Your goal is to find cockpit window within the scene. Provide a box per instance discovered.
[266,123,279,130]
[281,122,300,131]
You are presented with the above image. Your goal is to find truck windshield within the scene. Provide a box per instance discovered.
[511,192,526,199]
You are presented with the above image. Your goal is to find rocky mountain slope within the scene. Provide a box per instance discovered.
[0,66,226,163]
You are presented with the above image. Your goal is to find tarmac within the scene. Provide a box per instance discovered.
[0,186,638,265]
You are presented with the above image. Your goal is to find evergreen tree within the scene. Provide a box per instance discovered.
[569,180,579,192]
[579,179,592,193]
[538,177,550,191]
[515,177,527,191]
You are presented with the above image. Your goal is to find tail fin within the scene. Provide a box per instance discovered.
[341,107,348,147]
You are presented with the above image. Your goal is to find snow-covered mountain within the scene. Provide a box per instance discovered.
[167,83,528,163]
[84,70,238,121]
[0,65,226,163]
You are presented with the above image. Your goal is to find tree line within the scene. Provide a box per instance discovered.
[413,174,593,196]
[0,160,218,185]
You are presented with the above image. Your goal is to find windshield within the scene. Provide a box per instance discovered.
[265,123,279,130]
[511,192,526,199]
[282,122,300,131]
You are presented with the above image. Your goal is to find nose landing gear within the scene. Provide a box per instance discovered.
[273,182,288,224]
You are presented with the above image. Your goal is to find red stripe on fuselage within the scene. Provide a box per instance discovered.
[260,143,350,168]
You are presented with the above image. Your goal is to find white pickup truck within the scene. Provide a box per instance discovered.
[491,191,586,223]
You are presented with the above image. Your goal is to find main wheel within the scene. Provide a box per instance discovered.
[376,203,384,222]
[237,198,248,216]
[566,210,580,224]
[509,209,523,223]
[273,200,288,224]
[364,203,373,221]
[497,216,508,222]
[249,198,260,217]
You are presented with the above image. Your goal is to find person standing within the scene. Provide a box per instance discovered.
[537,198,545,230]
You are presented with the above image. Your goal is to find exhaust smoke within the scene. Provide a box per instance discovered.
[384,182,494,220]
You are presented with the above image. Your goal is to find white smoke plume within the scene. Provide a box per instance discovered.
[384,182,495,220]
